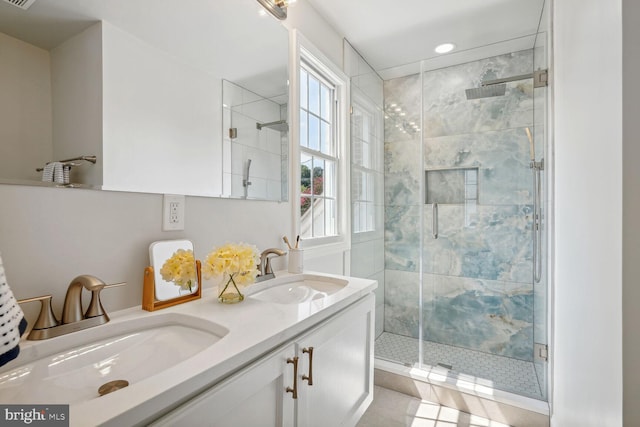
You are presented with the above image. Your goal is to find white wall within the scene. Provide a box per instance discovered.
[0,32,52,182]
[283,0,344,69]
[0,185,290,325]
[552,0,623,425]
[622,0,640,425]
[51,23,103,187]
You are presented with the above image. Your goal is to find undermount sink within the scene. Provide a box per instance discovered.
[0,313,228,405]
[248,274,348,304]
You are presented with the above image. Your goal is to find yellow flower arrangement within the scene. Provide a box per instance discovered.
[160,249,197,292]
[203,242,260,303]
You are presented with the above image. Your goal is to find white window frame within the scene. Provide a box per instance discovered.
[290,30,350,258]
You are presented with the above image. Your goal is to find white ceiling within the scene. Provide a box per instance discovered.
[307,0,545,77]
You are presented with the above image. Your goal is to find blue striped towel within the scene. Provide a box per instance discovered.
[0,254,27,367]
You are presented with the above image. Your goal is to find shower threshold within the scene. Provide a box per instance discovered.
[374,332,547,403]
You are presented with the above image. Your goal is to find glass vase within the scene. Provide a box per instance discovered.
[218,273,244,304]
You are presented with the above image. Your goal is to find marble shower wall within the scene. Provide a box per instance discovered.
[384,50,536,361]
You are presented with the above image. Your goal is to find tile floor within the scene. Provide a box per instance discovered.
[358,386,512,427]
[374,332,544,400]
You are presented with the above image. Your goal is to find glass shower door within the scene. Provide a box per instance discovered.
[419,47,544,399]
[531,0,550,401]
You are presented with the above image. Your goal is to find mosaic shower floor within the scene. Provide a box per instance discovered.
[374,332,544,400]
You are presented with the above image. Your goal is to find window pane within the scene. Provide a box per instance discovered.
[300,195,312,238]
[352,138,363,166]
[308,114,320,151]
[313,198,325,237]
[324,198,336,236]
[361,171,368,201]
[366,202,374,231]
[301,153,312,195]
[353,202,361,233]
[308,75,320,115]
[362,114,370,138]
[320,84,331,120]
[320,120,331,155]
[300,69,308,107]
[359,202,367,233]
[352,111,363,140]
[352,170,362,200]
[300,110,308,148]
[369,172,376,201]
[300,195,311,218]
[312,157,324,196]
[323,160,335,198]
[361,141,370,168]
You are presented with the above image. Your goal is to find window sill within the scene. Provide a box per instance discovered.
[301,236,350,260]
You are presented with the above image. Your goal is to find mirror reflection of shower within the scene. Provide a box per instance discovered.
[221,79,289,200]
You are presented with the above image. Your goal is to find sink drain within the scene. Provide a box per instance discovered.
[98,380,129,396]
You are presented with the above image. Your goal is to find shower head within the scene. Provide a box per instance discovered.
[465,70,548,100]
[465,84,506,100]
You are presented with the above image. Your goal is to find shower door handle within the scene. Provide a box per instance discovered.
[432,203,438,239]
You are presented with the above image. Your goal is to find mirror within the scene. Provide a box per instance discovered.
[0,0,289,201]
[149,239,199,301]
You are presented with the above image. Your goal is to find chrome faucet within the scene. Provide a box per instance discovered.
[18,275,125,340]
[256,248,286,282]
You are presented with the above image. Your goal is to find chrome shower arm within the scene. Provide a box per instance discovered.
[481,73,534,86]
[482,70,548,88]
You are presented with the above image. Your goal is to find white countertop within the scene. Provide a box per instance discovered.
[4,271,377,426]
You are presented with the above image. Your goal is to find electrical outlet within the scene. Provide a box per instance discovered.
[163,194,185,231]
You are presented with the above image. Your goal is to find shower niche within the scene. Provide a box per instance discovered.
[426,167,479,233]
[425,167,478,205]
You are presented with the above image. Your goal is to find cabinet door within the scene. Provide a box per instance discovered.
[297,294,375,427]
[150,344,297,427]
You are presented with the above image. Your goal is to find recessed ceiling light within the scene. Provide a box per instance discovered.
[435,43,456,54]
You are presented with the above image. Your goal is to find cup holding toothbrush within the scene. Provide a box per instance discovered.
[288,248,303,274]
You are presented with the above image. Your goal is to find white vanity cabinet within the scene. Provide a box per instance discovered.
[295,293,374,426]
[150,343,297,426]
[150,293,374,427]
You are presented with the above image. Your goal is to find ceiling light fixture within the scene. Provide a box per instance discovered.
[434,43,456,54]
[256,0,289,20]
